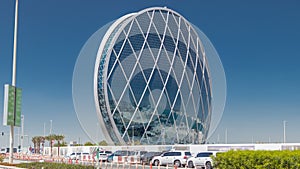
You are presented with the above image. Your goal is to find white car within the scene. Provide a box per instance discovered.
[107,150,134,163]
[94,150,112,162]
[151,151,192,167]
[187,151,218,169]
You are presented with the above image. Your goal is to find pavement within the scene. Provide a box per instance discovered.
[0,159,29,169]
[0,158,191,169]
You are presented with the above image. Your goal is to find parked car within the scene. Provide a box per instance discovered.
[0,148,6,154]
[140,151,162,164]
[107,150,134,162]
[94,150,112,162]
[187,151,218,169]
[134,150,148,158]
[0,148,17,154]
[127,150,148,163]
[68,152,90,160]
[151,151,192,167]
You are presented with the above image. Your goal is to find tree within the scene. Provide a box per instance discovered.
[45,134,56,157]
[31,136,44,154]
[54,134,65,156]
[84,142,95,146]
[31,137,37,153]
[54,141,67,147]
[41,137,45,154]
[98,140,108,146]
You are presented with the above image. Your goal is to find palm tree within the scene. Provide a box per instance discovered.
[31,136,44,154]
[54,134,64,156]
[45,134,56,157]
[31,136,38,153]
[37,136,44,154]
[40,136,45,154]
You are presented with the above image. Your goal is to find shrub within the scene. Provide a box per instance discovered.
[212,150,300,169]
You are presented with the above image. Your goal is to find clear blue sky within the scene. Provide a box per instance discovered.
[0,0,300,147]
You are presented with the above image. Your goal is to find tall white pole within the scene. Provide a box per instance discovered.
[225,128,228,144]
[17,127,20,148]
[21,115,24,151]
[12,1,18,85]
[283,120,287,143]
[50,120,52,134]
[43,122,45,137]
[9,0,19,164]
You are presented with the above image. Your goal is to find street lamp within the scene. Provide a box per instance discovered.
[50,120,52,134]
[43,122,46,137]
[283,120,286,143]
[20,115,24,151]
[8,0,19,164]
[225,128,228,144]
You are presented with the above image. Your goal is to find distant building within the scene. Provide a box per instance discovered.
[93,7,214,145]
[69,141,78,146]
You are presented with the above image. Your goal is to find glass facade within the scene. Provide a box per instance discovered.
[95,7,212,145]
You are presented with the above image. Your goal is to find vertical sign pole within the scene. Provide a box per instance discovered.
[9,0,19,164]
[225,128,228,144]
[50,120,52,134]
[21,115,24,152]
[283,120,287,143]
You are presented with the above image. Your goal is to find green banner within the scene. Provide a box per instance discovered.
[15,88,22,126]
[7,85,15,125]
[3,84,22,126]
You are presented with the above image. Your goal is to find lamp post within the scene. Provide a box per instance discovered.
[8,0,19,164]
[283,120,287,143]
[43,122,46,137]
[225,128,228,144]
[21,115,24,149]
[50,120,52,134]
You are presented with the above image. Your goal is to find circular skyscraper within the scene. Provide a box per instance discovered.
[73,7,226,145]
[95,7,212,145]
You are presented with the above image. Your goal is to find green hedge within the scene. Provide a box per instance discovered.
[16,162,95,169]
[212,150,300,169]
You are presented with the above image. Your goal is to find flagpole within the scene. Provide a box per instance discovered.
[9,0,19,164]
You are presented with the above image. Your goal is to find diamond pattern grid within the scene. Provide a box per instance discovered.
[99,8,212,145]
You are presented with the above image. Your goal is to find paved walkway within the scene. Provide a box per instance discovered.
[0,159,29,169]
[0,165,25,169]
